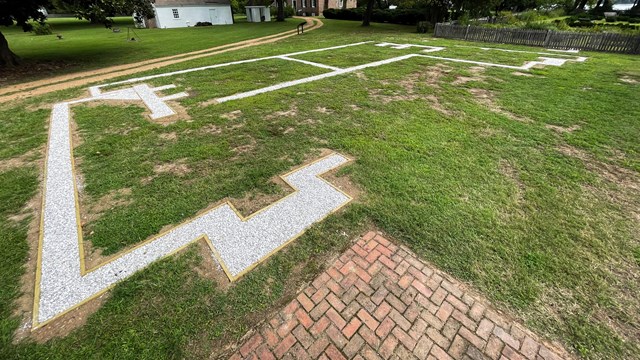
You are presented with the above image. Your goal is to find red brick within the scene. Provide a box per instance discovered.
[367,261,383,276]
[386,293,407,313]
[376,316,395,338]
[358,325,381,349]
[240,333,263,357]
[340,272,359,289]
[468,302,486,322]
[421,309,445,330]
[365,248,381,264]
[408,318,428,340]
[310,316,331,336]
[313,273,331,289]
[520,336,539,360]
[353,256,371,272]
[361,344,383,360]
[307,336,330,358]
[341,299,362,319]
[373,301,392,321]
[414,336,434,359]
[326,279,343,296]
[355,278,374,296]
[283,300,300,317]
[343,333,365,358]
[324,343,347,360]
[228,353,242,360]
[327,324,349,348]
[440,280,463,298]
[371,286,389,305]
[476,318,495,340]
[393,326,417,351]
[405,303,421,323]
[379,335,399,360]
[441,318,461,340]
[261,326,280,348]
[362,231,376,242]
[448,335,469,358]
[459,326,486,350]
[273,333,297,358]
[326,292,346,312]
[378,255,396,270]
[340,260,357,275]
[326,308,347,329]
[430,286,448,306]
[485,335,505,360]
[398,274,413,289]
[297,293,315,312]
[389,309,412,332]
[293,324,314,349]
[255,344,276,360]
[446,294,470,313]
[394,260,410,276]
[429,345,454,360]
[277,316,299,338]
[538,345,563,360]
[357,308,380,331]
[352,243,369,257]
[411,279,434,298]
[426,327,450,349]
[355,266,372,283]
[327,266,344,282]
[452,309,476,330]
[311,287,330,304]
[296,308,314,329]
[310,300,330,320]
[502,345,527,360]
[493,326,520,350]
[343,317,362,339]
[435,301,454,322]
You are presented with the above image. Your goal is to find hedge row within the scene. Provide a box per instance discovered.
[322,8,427,25]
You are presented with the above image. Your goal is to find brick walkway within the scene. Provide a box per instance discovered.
[231,232,569,360]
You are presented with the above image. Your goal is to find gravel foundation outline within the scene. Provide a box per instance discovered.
[32,41,587,329]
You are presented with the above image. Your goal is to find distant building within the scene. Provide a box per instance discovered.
[287,0,356,16]
[142,0,234,28]
[245,0,272,22]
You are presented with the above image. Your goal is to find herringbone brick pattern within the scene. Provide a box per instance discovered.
[231,232,569,360]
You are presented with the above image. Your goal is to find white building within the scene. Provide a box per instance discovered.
[143,0,234,28]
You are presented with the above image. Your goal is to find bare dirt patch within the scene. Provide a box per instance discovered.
[619,75,638,84]
[512,71,534,77]
[159,132,178,141]
[152,100,191,126]
[153,159,192,176]
[201,124,222,135]
[315,107,334,114]
[557,145,639,191]
[192,240,231,290]
[545,124,581,133]
[0,148,42,172]
[265,105,298,120]
[231,136,257,156]
[220,110,243,120]
[424,95,453,116]
[229,176,290,216]
[468,88,532,123]
[348,104,361,111]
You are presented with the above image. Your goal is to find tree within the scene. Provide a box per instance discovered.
[276,0,285,21]
[0,0,49,66]
[0,0,154,67]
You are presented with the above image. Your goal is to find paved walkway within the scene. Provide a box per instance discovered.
[231,232,570,360]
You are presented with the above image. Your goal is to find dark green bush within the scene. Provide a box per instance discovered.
[32,22,52,35]
[270,5,294,18]
[323,8,427,25]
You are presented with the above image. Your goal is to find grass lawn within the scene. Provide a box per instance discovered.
[0,19,639,359]
[0,16,297,84]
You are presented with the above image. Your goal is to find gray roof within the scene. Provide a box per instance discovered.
[154,0,230,6]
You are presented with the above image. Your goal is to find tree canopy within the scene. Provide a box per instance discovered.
[0,0,154,66]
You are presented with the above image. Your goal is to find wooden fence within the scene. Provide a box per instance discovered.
[434,24,640,54]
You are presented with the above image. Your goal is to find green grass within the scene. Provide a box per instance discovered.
[0,19,639,359]
[1,17,297,83]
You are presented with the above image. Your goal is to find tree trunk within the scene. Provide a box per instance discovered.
[0,31,20,67]
[362,0,374,26]
[276,0,285,21]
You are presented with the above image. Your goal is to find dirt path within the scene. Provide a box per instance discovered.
[0,17,323,104]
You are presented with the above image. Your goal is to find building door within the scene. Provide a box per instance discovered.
[209,9,218,24]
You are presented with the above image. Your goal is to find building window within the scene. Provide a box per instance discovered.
[292,0,296,8]
[172,9,179,18]
[338,0,343,8]
[312,0,316,7]
[302,0,306,7]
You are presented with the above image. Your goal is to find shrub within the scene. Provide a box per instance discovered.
[270,5,294,18]
[323,8,426,25]
[32,22,52,35]
[194,21,212,26]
